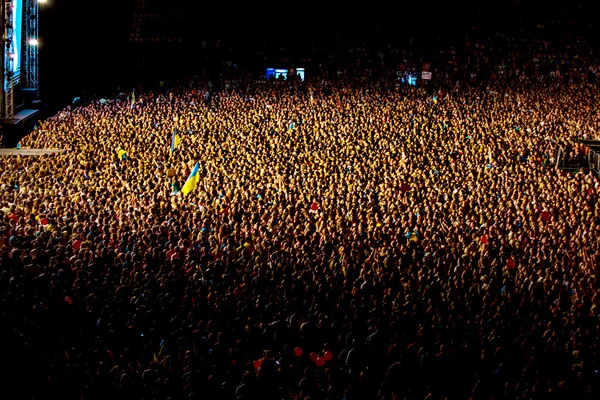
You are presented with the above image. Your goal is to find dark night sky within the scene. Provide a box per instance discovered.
[38,0,135,106]
[36,0,598,107]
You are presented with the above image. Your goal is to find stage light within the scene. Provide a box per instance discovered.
[37,0,48,3]
[29,38,38,46]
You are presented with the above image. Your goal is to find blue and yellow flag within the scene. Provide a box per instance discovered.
[131,91,136,108]
[181,163,199,195]
[170,128,180,155]
[117,149,127,160]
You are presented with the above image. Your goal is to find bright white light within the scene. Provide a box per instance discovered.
[37,0,48,3]
[29,38,38,46]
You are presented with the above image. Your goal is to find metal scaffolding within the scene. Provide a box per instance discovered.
[2,0,15,119]
[21,0,38,96]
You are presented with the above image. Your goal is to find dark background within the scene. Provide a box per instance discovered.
[37,0,599,109]
[39,0,135,108]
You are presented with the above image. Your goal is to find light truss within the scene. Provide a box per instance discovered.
[21,0,37,96]
[2,0,15,118]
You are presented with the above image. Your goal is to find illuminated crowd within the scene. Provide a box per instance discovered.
[1,73,600,400]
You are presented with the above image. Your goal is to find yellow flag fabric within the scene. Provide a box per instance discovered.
[181,163,200,195]
[170,128,180,155]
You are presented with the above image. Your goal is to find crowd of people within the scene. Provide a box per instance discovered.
[1,48,600,400]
